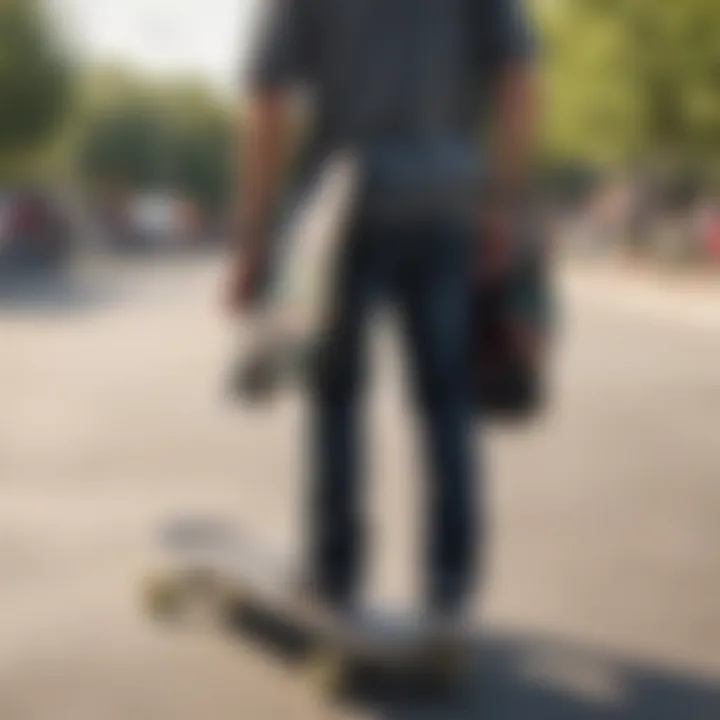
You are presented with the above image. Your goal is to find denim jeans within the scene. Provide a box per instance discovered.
[308,215,481,609]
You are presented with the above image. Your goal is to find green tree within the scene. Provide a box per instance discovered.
[0,0,73,158]
[78,68,233,213]
[538,0,720,183]
[161,81,234,213]
[630,0,720,176]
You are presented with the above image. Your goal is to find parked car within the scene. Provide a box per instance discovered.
[128,193,183,247]
[0,189,73,274]
[96,191,209,252]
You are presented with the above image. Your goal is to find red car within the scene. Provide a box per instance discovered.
[0,189,73,273]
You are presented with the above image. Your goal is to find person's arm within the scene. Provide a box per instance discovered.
[487,61,537,211]
[226,0,315,312]
[481,0,539,278]
[227,92,288,307]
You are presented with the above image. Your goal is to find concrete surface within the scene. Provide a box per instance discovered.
[1,256,719,719]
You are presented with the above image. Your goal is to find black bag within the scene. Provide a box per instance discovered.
[473,216,554,421]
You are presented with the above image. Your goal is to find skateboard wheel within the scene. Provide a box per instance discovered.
[423,647,470,691]
[233,357,277,401]
[305,648,351,697]
[142,570,184,619]
[216,586,247,627]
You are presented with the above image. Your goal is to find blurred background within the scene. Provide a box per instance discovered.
[1,0,719,719]
[1,0,719,271]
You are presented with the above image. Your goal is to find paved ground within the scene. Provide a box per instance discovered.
[1,256,719,719]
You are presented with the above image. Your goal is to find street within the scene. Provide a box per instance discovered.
[1,255,719,719]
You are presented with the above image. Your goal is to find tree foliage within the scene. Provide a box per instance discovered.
[538,0,720,180]
[0,0,73,156]
[79,68,233,212]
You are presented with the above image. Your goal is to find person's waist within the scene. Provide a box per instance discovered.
[359,141,482,220]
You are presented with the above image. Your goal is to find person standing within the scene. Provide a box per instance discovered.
[227,0,538,619]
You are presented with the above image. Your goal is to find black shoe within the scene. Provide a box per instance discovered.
[295,572,356,615]
[428,575,468,620]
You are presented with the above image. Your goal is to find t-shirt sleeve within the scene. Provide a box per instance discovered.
[245,0,317,90]
[480,0,536,68]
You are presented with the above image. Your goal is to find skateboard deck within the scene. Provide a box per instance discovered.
[142,517,471,695]
[230,152,361,401]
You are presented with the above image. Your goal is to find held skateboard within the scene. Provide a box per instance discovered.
[229,152,361,401]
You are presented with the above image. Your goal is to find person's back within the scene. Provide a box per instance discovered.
[248,0,533,222]
[229,0,538,617]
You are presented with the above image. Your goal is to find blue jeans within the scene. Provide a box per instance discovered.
[308,216,481,609]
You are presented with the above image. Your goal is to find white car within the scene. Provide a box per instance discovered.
[128,193,185,247]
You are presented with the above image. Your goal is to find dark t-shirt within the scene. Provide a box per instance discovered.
[246,0,534,221]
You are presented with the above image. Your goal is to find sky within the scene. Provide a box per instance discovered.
[56,0,257,92]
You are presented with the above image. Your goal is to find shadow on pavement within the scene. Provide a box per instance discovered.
[223,602,719,719]
[353,630,720,720]
[0,269,117,317]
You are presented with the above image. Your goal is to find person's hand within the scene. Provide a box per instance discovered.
[477,201,515,283]
[224,247,268,316]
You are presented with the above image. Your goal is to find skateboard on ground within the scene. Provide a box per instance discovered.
[229,152,361,402]
[141,517,472,696]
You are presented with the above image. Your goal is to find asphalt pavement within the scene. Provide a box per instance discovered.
[1,256,719,719]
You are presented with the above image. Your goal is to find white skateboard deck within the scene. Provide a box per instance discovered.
[233,152,361,399]
[147,516,468,666]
